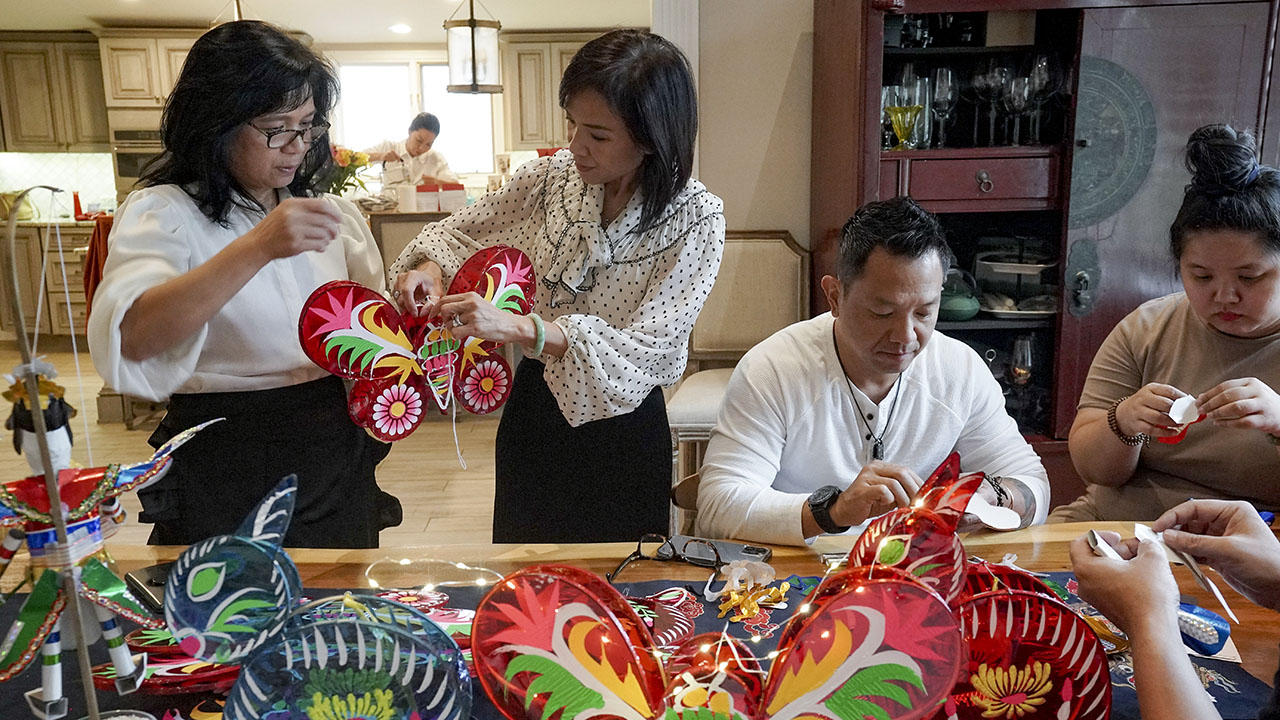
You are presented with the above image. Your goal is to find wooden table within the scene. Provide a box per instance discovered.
[20,522,1276,683]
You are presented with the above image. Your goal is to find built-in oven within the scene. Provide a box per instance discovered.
[108,109,164,203]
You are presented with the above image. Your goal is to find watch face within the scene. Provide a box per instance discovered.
[810,485,837,506]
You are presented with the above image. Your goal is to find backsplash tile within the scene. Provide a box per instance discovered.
[0,153,116,216]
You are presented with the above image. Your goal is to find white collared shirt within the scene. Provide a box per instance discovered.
[696,313,1050,546]
[89,185,386,400]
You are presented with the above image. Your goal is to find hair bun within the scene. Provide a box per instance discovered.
[1186,124,1262,196]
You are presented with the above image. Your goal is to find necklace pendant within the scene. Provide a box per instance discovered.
[872,439,884,461]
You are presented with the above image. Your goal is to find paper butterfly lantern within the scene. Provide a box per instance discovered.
[300,246,535,441]
[839,453,1111,720]
[471,563,965,720]
[164,476,471,720]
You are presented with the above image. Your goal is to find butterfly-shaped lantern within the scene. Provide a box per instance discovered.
[300,246,536,441]
[470,453,1112,720]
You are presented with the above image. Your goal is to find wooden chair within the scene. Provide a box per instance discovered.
[667,230,808,533]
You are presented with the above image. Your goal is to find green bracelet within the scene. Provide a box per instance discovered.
[529,312,545,356]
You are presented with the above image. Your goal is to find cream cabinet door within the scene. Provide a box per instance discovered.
[55,43,109,150]
[550,41,585,147]
[99,38,162,107]
[156,38,195,100]
[0,43,64,151]
[502,43,553,150]
[0,228,51,336]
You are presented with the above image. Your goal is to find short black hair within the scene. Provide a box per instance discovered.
[559,29,697,232]
[1170,123,1280,258]
[140,20,338,225]
[838,197,953,284]
[409,112,441,136]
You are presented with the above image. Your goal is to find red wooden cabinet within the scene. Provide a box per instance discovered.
[881,147,1061,211]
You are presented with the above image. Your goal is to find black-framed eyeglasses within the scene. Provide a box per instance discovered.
[248,122,331,149]
[606,533,724,584]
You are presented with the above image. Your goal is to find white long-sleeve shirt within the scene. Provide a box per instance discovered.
[88,185,386,400]
[391,150,725,427]
[363,139,460,185]
[697,313,1050,546]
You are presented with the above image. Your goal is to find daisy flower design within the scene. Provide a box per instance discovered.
[377,589,449,612]
[460,360,509,413]
[371,384,422,438]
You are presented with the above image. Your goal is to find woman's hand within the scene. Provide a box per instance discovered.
[435,291,534,347]
[391,262,445,317]
[377,151,400,163]
[245,198,340,262]
[1069,533,1180,634]
[1114,383,1189,439]
[1196,377,1280,435]
[1154,499,1280,611]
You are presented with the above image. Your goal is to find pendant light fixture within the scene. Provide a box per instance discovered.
[444,0,502,93]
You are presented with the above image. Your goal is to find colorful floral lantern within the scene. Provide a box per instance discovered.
[299,245,535,441]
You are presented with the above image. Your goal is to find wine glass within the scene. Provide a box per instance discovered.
[1002,76,1032,146]
[881,85,904,150]
[986,65,1011,145]
[1028,53,1052,144]
[931,67,957,148]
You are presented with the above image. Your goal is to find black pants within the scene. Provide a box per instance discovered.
[493,359,670,543]
[141,376,389,548]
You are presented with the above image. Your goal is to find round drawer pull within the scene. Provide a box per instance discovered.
[976,170,994,194]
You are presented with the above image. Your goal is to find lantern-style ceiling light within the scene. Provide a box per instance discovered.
[444,0,502,93]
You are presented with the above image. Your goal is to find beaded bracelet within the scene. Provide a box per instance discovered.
[1107,396,1150,447]
[528,312,546,356]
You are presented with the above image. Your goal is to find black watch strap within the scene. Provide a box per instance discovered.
[808,485,851,534]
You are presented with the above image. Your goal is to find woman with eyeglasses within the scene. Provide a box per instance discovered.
[88,20,390,548]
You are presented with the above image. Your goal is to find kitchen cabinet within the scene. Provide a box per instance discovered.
[0,40,109,152]
[500,32,600,151]
[813,2,1280,446]
[97,35,197,108]
[0,227,51,336]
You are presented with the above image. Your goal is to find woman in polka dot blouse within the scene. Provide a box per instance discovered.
[391,29,725,543]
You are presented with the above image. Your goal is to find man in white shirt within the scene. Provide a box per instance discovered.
[696,197,1049,546]
[363,112,460,186]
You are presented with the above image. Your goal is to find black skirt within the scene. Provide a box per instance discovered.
[141,375,388,548]
[493,358,670,543]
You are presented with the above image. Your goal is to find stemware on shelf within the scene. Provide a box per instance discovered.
[1002,76,1032,146]
[881,85,904,150]
[931,67,957,148]
[1028,53,1053,144]
[909,75,933,149]
[985,65,1011,146]
[886,104,924,151]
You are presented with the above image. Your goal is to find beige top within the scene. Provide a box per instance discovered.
[1066,293,1280,520]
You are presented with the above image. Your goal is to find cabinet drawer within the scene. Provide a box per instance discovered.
[49,292,86,335]
[45,246,89,292]
[908,156,1058,203]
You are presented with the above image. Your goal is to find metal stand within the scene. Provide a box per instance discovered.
[3,186,102,720]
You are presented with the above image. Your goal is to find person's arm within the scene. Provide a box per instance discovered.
[696,357,808,545]
[361,139,400,164]
[425,150,461,185]
[1069,535,1221,720]
[949,346,1048,526]
[538,209,725,427]
[1155,499,1280,609]
[1068,383,1188,487]
[119,198,341,361]
[1197,377,1280,449]
[331,195,386,292]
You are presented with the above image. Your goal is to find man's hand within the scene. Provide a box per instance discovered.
[829,461,923,528]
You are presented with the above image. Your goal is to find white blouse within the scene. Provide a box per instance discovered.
[391,150,726,427]
[362,139,461,186]
[89,185,386,401]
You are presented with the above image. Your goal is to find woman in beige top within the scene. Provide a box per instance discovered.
[1053,124,1280,522]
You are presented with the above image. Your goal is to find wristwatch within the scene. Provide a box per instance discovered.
[808,485,851,534]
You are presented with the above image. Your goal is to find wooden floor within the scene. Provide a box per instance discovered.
[0,335,499,547]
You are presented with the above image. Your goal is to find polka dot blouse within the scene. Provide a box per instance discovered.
[390,150,726,427]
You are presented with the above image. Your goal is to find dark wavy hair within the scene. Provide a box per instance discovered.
[1170,124,1280,258]
[559,29,697,232]
[140,20,337,225]
[838,197,954,285]
[409,112,441,135]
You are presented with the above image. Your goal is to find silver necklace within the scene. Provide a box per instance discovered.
[833,327,903,461]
